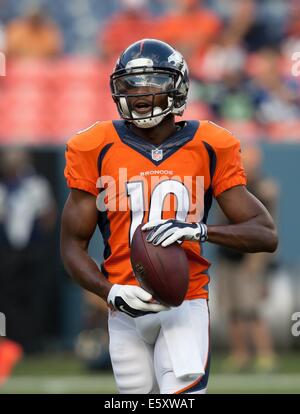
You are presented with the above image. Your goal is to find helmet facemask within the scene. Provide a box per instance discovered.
[111,68,185,128]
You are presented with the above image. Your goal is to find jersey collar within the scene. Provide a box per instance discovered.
[112,120,199,166]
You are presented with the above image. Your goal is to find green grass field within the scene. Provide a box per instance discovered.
[1,352,300,394]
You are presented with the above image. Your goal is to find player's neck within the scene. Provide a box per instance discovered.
[128,116,177,147]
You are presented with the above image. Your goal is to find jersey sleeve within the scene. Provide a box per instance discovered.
[212,132,247,198]
[64,138,99,197]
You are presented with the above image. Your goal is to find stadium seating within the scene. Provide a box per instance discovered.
[0,1,299,143]
[0,58,118,142]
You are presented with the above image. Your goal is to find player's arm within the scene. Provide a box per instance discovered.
[207,185,278,253]
[143,130,278,253]
[143,185,277,252]
[60,188,112,301]
[61,189,168,316]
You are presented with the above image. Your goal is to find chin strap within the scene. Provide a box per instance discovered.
[120,96,175,129]
[131,106,169,128]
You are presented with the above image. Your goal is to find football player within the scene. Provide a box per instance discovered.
[61,39,278,394]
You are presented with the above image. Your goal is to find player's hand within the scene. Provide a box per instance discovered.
[107,284,169,318]
[142,219,208,247]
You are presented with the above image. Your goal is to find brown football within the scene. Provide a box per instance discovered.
[130,224,189,307]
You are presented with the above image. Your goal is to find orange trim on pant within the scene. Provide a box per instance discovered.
[174,300,211,394]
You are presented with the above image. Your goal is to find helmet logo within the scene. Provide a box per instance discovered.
[168,51,188,76]
[168,51,183,66]
[151,149,163,161]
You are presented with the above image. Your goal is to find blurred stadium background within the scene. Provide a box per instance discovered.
[0,0,300,394]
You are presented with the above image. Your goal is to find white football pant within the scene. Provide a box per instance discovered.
[108,298,210,394]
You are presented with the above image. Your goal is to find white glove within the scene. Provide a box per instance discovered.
[142,219,208,247]
[107,284,169,318]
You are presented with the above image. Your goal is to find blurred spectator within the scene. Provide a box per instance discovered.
[190,29,257,133]
[75,291,111,372]
[223,0,275,52]
[213,72,254,122]
[155,0,221,71]
[5,6,63,59]
[0,149,56,351]
[217,145,279,373]
[248,48,300,125]
[286,0,300,39]
[0,21,5,51]
[193,30,254,121]
[196,30,246,82]
[99,0,153,62]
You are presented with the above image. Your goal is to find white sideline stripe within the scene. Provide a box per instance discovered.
[1,374,300,393]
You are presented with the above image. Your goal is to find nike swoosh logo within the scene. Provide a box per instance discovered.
[118,305,135,317]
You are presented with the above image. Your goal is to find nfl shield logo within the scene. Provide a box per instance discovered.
[151,148,163,161]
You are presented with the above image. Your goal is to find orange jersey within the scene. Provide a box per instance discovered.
[64,120,247,300]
